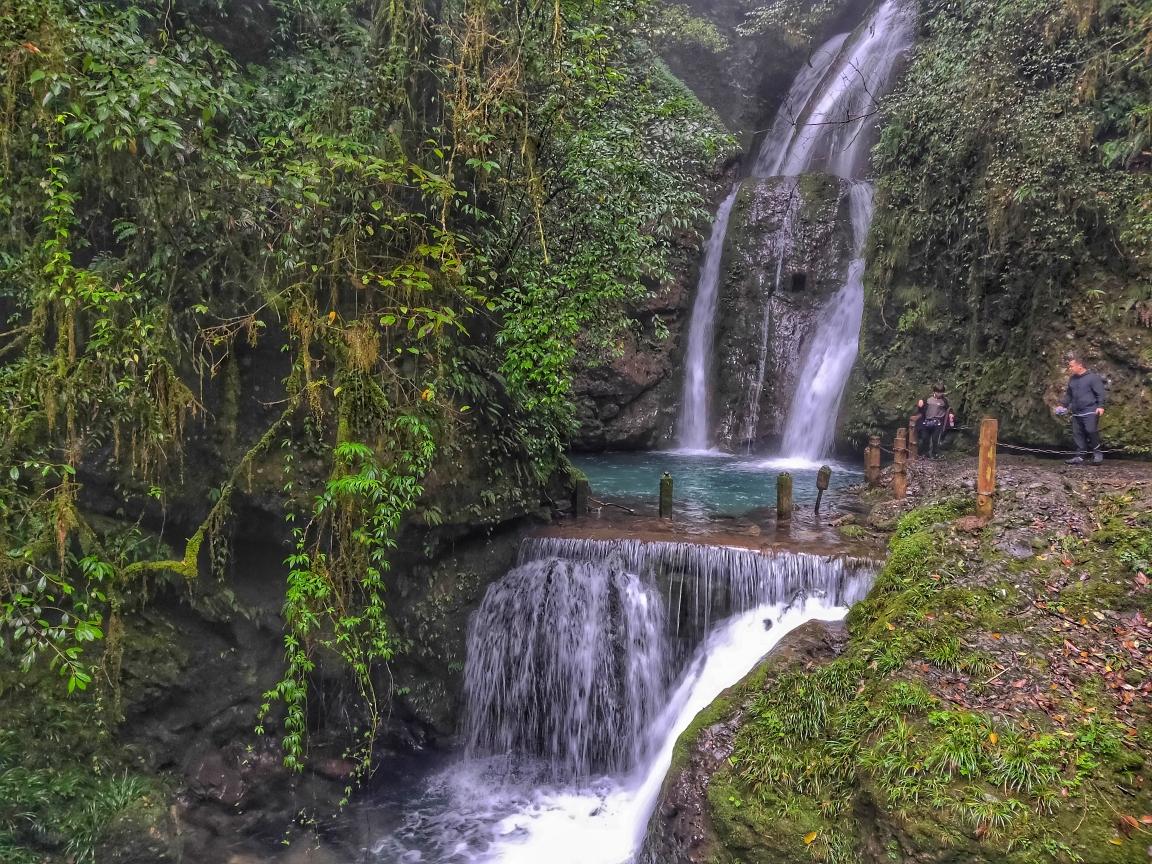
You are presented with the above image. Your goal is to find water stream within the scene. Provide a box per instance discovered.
[779,182,875,459]
[677,188,739,452]
[371,540,874,863]
[570,449,861,517]
[771,0,916,458]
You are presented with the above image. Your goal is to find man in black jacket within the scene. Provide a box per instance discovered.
[1054,354,1106,465]
[916,384,950,458]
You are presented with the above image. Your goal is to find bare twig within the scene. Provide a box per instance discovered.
[590,497,636,514]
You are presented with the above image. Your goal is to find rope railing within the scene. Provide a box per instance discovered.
[995,441,1135,457]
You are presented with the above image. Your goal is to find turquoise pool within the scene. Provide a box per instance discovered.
[570,451,863,518]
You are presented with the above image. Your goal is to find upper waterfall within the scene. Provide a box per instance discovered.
[756,0,918,181]
[674,0,915,454]
[677,188,740,452]
[772,0,915,459]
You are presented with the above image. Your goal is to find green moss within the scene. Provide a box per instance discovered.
[705,499,1152,864]
[837,523,869,540]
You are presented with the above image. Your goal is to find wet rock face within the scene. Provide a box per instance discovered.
[639,619,846,864]
[846,286,1152,454]
[570,174,856,453]
[712,175,856,451]
[570,273,694,450]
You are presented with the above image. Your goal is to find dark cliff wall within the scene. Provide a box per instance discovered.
[846,0,1152,453]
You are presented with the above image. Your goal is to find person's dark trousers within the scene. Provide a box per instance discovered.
[931,425,946,456]
[918,422,944,457]
[1071,413,1102,459]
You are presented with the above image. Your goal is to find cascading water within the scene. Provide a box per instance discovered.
[461,558,669,779]
[373,538,876,864]
[519,537,872,642]
[771,0,916,459]
[756,0,917,181]
[676,188,739,452]
[779,182,875,459]
[675,0,915,455]
[675,34,845,453]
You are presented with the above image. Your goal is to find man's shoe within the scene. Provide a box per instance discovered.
[1092,452,1104,464]
[1065,456,1084,465]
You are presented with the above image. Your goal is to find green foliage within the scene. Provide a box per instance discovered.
[640,3,730,53]
[0,0,729,797]
[261,428,435,775]
[0,682,162,864]
[872,0,1152,317]
[723,501,1142,862]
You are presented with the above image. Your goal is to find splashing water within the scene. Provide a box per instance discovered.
[461,558,670,779]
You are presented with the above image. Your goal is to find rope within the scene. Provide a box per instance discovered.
[872,441,1133,458]
[995,441,1130,456]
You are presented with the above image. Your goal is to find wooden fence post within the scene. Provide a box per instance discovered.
[865,435,881,487]
[659,472,673,519]
[977,417,998,518]
[573,477,590,516]
[907,417,918,461]
[892,428,908,499]
[814,465,832,514]
[777,473,793,526]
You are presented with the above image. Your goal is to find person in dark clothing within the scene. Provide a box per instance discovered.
[916,384,950,458]
[1054,354,1106,464]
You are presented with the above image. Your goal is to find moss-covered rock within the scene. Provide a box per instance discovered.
[845,0,1152,455]
[640,619,848,864]
[712,175,857,450]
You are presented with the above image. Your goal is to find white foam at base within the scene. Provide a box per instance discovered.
[401,598,845,864]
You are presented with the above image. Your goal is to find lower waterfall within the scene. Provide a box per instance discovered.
[461,558,670,779]
[372,539,875,863]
